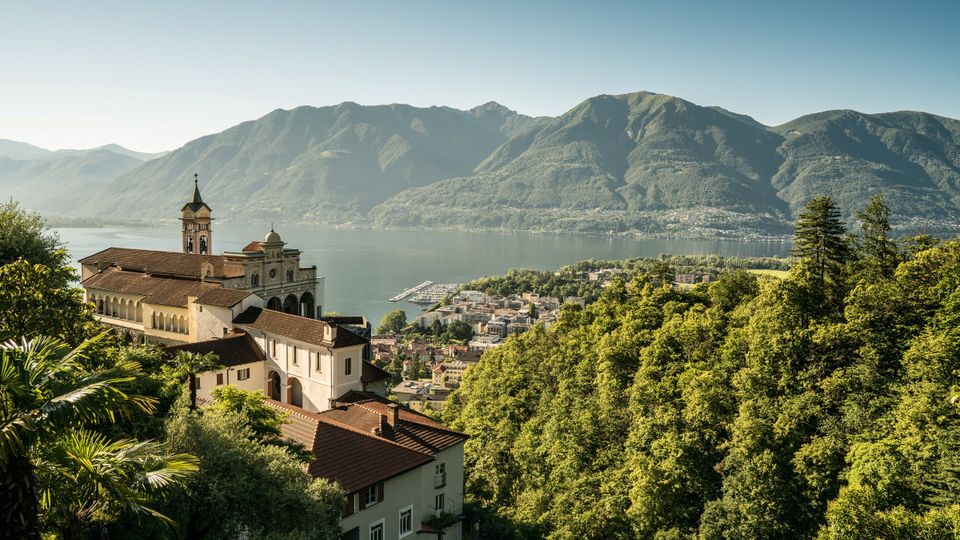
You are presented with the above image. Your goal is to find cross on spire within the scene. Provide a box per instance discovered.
[191,173,203,204]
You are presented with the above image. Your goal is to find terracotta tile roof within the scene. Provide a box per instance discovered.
[233,307,368,349]
[361,361,391,385]
[79,247,231,279]
[333,391,467,455]
[195,288,253,307]
[163,332,266,367]
[81,268,220,308]
[268,401,434,494]
[241,241,264,253]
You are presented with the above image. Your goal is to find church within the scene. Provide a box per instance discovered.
[79,176,466,540]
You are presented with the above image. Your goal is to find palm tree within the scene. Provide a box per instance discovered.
[169,351,221,411]
[36,429,198,540]
[0,334,154,539]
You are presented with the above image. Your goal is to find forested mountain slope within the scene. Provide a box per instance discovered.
[444,199,960,538]
[372,92,960,235]
[0,148,145,213]
[82,102,539,222]
[6,93,960,236]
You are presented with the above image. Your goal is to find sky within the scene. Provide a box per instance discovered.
[2,0,958,153]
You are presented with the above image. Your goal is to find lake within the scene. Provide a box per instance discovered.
[57,224,791,325]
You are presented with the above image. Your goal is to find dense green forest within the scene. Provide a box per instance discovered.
[0,201,343,539]
[445,195,960,539]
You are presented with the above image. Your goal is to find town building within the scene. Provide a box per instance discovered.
[79,176,466,539]
[80,175,324,347]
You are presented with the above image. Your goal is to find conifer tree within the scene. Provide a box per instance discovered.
[857,194,899,278]
[792,196,849,294]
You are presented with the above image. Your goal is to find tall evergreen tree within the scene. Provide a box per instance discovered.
[857,194,899,278]
[792,196,850,295]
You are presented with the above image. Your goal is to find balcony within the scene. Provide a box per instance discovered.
[433,472,446,489]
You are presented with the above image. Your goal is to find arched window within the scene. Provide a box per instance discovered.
[286,269,294,282]
[251,273,260,287]
[289,378,303,408]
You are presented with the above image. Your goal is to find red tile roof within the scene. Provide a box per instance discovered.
[266,393,466,493]
[269,401,435,494]
[195,288,253,307]
[333,391,467,455]
[241,241,264,253]
[163,332,266,367]
[79,247,235,279]
[81,268,220,308]
[233,307,367,349]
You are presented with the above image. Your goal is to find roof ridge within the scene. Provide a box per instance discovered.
[318,411,436,457]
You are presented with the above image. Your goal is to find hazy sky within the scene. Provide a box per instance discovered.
[2,0,958,153]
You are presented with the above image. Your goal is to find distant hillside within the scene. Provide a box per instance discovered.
[84,102,539,222]
[372,93,960,236]
[7,93,960,237]
[0,149,144,213]
[53,144,167,162]
[0,139,52,160]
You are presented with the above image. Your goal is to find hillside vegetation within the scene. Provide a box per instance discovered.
[5,92,960,237]
[373,93,960,236]
[444,196,960,539]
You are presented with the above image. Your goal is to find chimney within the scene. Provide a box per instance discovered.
[328,398,338,410]
[379,413,389,435]
[387,403,400,428]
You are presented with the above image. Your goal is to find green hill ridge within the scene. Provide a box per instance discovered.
[6,92,960,237]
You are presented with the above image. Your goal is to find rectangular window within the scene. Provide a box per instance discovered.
[345,357,352,375]
[195,377,201,390]
[237,368,250,381]
[270,340,276,356]
[362,484,378,507]
[216,373,223,386]
[291,346,298,365]
[399,506,413,537]
[314,352,321,372]
[435,493,444,515]
[435,462,446,488]
[369,521,383,540]
[222,327,228,336]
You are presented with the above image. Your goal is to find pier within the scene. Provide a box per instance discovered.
[389,280,434,302]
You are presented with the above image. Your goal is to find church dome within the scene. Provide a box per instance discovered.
[264,228,282,243]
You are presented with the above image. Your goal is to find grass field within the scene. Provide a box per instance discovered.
[746,269,791,279]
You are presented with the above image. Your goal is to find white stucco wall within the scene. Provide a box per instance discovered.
[242,330,365,413]
[339,442,465,540]
[195,360,266,403]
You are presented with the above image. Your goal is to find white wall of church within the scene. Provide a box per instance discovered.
[195,361,266,403]
[245,331,365,413]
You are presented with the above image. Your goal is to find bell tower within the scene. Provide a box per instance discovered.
[180,173,213,255]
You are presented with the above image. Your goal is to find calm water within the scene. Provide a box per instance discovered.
[58,224,790,325]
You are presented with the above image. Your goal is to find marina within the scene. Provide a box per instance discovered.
[409,283,460,304]
[389,280,434,302]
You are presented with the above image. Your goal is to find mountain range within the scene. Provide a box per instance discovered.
[4,92,960,237]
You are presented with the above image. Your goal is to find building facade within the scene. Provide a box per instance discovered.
[79,175,466,539]
[80,177,325,345]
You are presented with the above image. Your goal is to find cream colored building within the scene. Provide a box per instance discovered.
[80,175,324,344]
[80,174,466,539]
[275,394,466,540]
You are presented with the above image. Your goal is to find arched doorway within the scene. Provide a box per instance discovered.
[289,377,303,408]
[283,294,298,315]
[300,292,315,319]
[267,370,282,401]
[267,297,282,312]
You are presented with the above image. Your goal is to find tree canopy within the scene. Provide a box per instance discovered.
[445,198,960,539]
